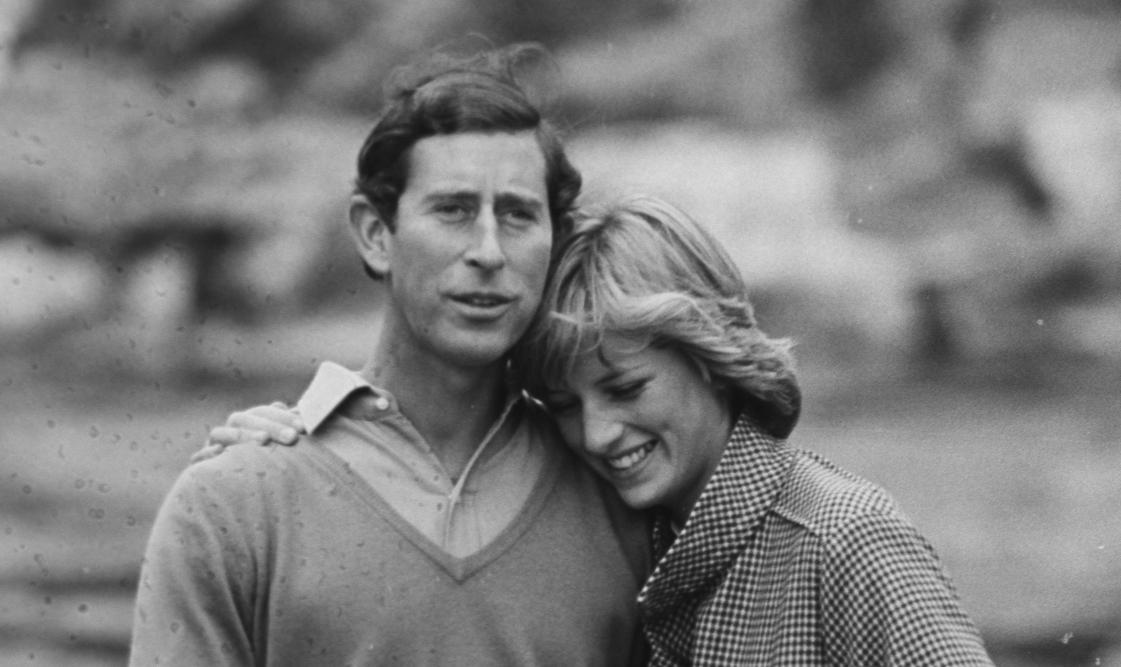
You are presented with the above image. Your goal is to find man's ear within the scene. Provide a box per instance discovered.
[348,195,391,277]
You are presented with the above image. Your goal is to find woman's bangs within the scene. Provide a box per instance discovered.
[536,253,621,389]
[537,311,594,391]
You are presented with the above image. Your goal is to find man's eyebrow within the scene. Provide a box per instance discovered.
[495,192,545,210]
[421,190,478,203]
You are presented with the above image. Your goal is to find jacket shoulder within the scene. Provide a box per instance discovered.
[772,450,903,538]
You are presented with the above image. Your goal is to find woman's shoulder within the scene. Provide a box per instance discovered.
[771,449,905,538]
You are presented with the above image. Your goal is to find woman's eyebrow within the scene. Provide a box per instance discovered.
[593,367,634,388]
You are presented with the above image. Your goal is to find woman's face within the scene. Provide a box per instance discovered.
[542,335,734,523]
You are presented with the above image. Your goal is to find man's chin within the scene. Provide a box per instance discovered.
[442,334,518,370]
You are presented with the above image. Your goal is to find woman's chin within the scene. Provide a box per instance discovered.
[615,481,667,513]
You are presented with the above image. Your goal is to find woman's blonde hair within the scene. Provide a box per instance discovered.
[518,195,800,438]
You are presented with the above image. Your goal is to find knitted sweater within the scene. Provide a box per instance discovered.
[130,413,650,666]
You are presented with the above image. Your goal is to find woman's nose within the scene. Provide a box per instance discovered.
[581,409,623,455]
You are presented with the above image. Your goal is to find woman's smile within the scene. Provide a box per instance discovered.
[544,336,734,523]
[605,439,657,473]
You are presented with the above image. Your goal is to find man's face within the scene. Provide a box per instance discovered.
[372,131,552,370]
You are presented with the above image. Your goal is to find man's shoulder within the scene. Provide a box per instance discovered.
[178,438,319,501]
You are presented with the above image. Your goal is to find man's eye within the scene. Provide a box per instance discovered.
[434,203,472,222]
[499,207,539,228]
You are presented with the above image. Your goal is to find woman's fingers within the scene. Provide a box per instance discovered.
[207,425,272,447]
[229,406,304,439]
[190,402,304,464]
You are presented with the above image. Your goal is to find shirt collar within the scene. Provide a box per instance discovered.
[296,361,528,435]
[296,361,383,434]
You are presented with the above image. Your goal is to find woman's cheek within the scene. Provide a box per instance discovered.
[553,416,583,452]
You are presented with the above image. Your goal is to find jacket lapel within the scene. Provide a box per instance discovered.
[638,416,795,661]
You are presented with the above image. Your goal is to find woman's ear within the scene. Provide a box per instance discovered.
[349,195,391,277]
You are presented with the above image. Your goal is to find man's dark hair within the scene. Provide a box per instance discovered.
[354,43,582,279]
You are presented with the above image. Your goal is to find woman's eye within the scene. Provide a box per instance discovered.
[544,397,578,415]
[608,380,647,400]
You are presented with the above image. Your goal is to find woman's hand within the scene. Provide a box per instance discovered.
[190,402,306,463]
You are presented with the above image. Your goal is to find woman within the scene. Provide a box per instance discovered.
[210,195,992,665]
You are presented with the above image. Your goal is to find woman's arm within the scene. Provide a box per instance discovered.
[819,512,993,665]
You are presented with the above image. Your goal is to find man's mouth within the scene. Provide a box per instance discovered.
[606,440,656,473]
[453,293,513,308]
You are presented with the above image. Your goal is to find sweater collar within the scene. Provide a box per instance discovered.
[638,415,795,617]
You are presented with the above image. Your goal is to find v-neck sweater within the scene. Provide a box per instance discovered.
[130,402,651,666]
[294,361,544,558]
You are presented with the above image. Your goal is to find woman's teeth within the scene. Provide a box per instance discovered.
[607,441,655,471]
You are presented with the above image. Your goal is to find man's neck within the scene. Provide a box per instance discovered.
[360,347,509,478]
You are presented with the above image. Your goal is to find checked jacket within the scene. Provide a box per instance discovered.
[638,417,993,666]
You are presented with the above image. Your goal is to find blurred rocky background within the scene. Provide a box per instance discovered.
[1,0,1119,664]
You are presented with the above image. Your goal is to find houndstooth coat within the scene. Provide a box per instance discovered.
[638,417,993,666]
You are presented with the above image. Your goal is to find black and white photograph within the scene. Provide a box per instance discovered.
[1,1,1119,665]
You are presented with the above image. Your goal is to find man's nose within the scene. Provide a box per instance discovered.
[464,212,506,271]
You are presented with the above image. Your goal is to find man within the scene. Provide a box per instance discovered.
[129,45,650,666]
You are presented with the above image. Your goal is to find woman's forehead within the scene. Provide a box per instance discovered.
[550,334,654,389]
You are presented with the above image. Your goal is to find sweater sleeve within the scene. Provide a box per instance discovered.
[819,512,993,666]
[128,460,262,666]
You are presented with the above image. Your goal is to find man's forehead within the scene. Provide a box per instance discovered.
[406,131,547,184]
